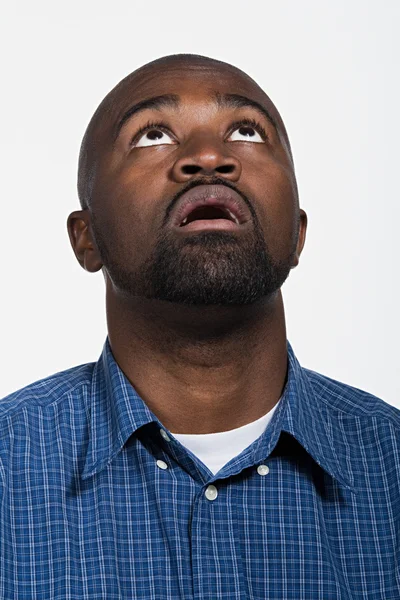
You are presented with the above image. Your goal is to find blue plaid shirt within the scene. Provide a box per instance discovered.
[0,337,399,599]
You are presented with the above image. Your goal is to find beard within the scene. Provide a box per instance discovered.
[91,210,297,307]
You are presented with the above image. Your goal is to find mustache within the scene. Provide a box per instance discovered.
[165,176,255,224]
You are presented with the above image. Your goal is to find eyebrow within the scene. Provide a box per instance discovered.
[113,92,279,141]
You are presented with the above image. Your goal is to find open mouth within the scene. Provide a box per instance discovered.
[170,184,251,231]
[180,205,240,227]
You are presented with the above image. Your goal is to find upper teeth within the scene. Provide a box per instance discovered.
[181,208,239,226]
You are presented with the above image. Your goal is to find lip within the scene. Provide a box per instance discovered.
[170,184,251,229]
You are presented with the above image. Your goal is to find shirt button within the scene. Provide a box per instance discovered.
[156,459,168,470]
[160,429,171,442]
[257,464,270,476]
[205,485,218,501]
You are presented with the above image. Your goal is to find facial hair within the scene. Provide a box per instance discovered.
[92,207,298,307]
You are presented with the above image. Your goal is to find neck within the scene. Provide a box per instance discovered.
[106,286,288,434]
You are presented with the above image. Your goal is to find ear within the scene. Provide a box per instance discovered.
[291,209,307,268]
[66,210,103,273]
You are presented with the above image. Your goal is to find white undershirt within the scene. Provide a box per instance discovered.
[172,398,281,475]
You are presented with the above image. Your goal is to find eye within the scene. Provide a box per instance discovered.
[132,121,176,148]
[227,118,267,144]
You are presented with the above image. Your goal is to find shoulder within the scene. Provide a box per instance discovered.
[0,362,96,420]
[300,367,400,498]
[304,366,400,426]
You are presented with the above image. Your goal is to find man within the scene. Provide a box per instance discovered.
[0,53,398,599]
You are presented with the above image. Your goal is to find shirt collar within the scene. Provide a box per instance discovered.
[82,337,356,493]
[277,343,357,494]
[81,337,158,480]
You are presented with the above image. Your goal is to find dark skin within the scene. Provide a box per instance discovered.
[67,56,307,434]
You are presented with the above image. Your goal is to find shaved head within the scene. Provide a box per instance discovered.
[77,53,294,211]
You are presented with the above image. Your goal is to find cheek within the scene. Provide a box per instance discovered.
[92,179,154,265]
[104,156,173,241]
[254,162,298,257]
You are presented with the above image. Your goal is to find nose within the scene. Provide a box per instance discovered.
[171,132,242,182]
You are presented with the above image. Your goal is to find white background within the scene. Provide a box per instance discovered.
[0,1,399,406]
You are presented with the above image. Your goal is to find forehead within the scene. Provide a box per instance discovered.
[108,62,282,130]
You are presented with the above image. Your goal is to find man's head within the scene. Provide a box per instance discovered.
[68,53,307,307]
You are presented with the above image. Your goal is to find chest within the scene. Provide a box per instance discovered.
[1,446,399,599]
